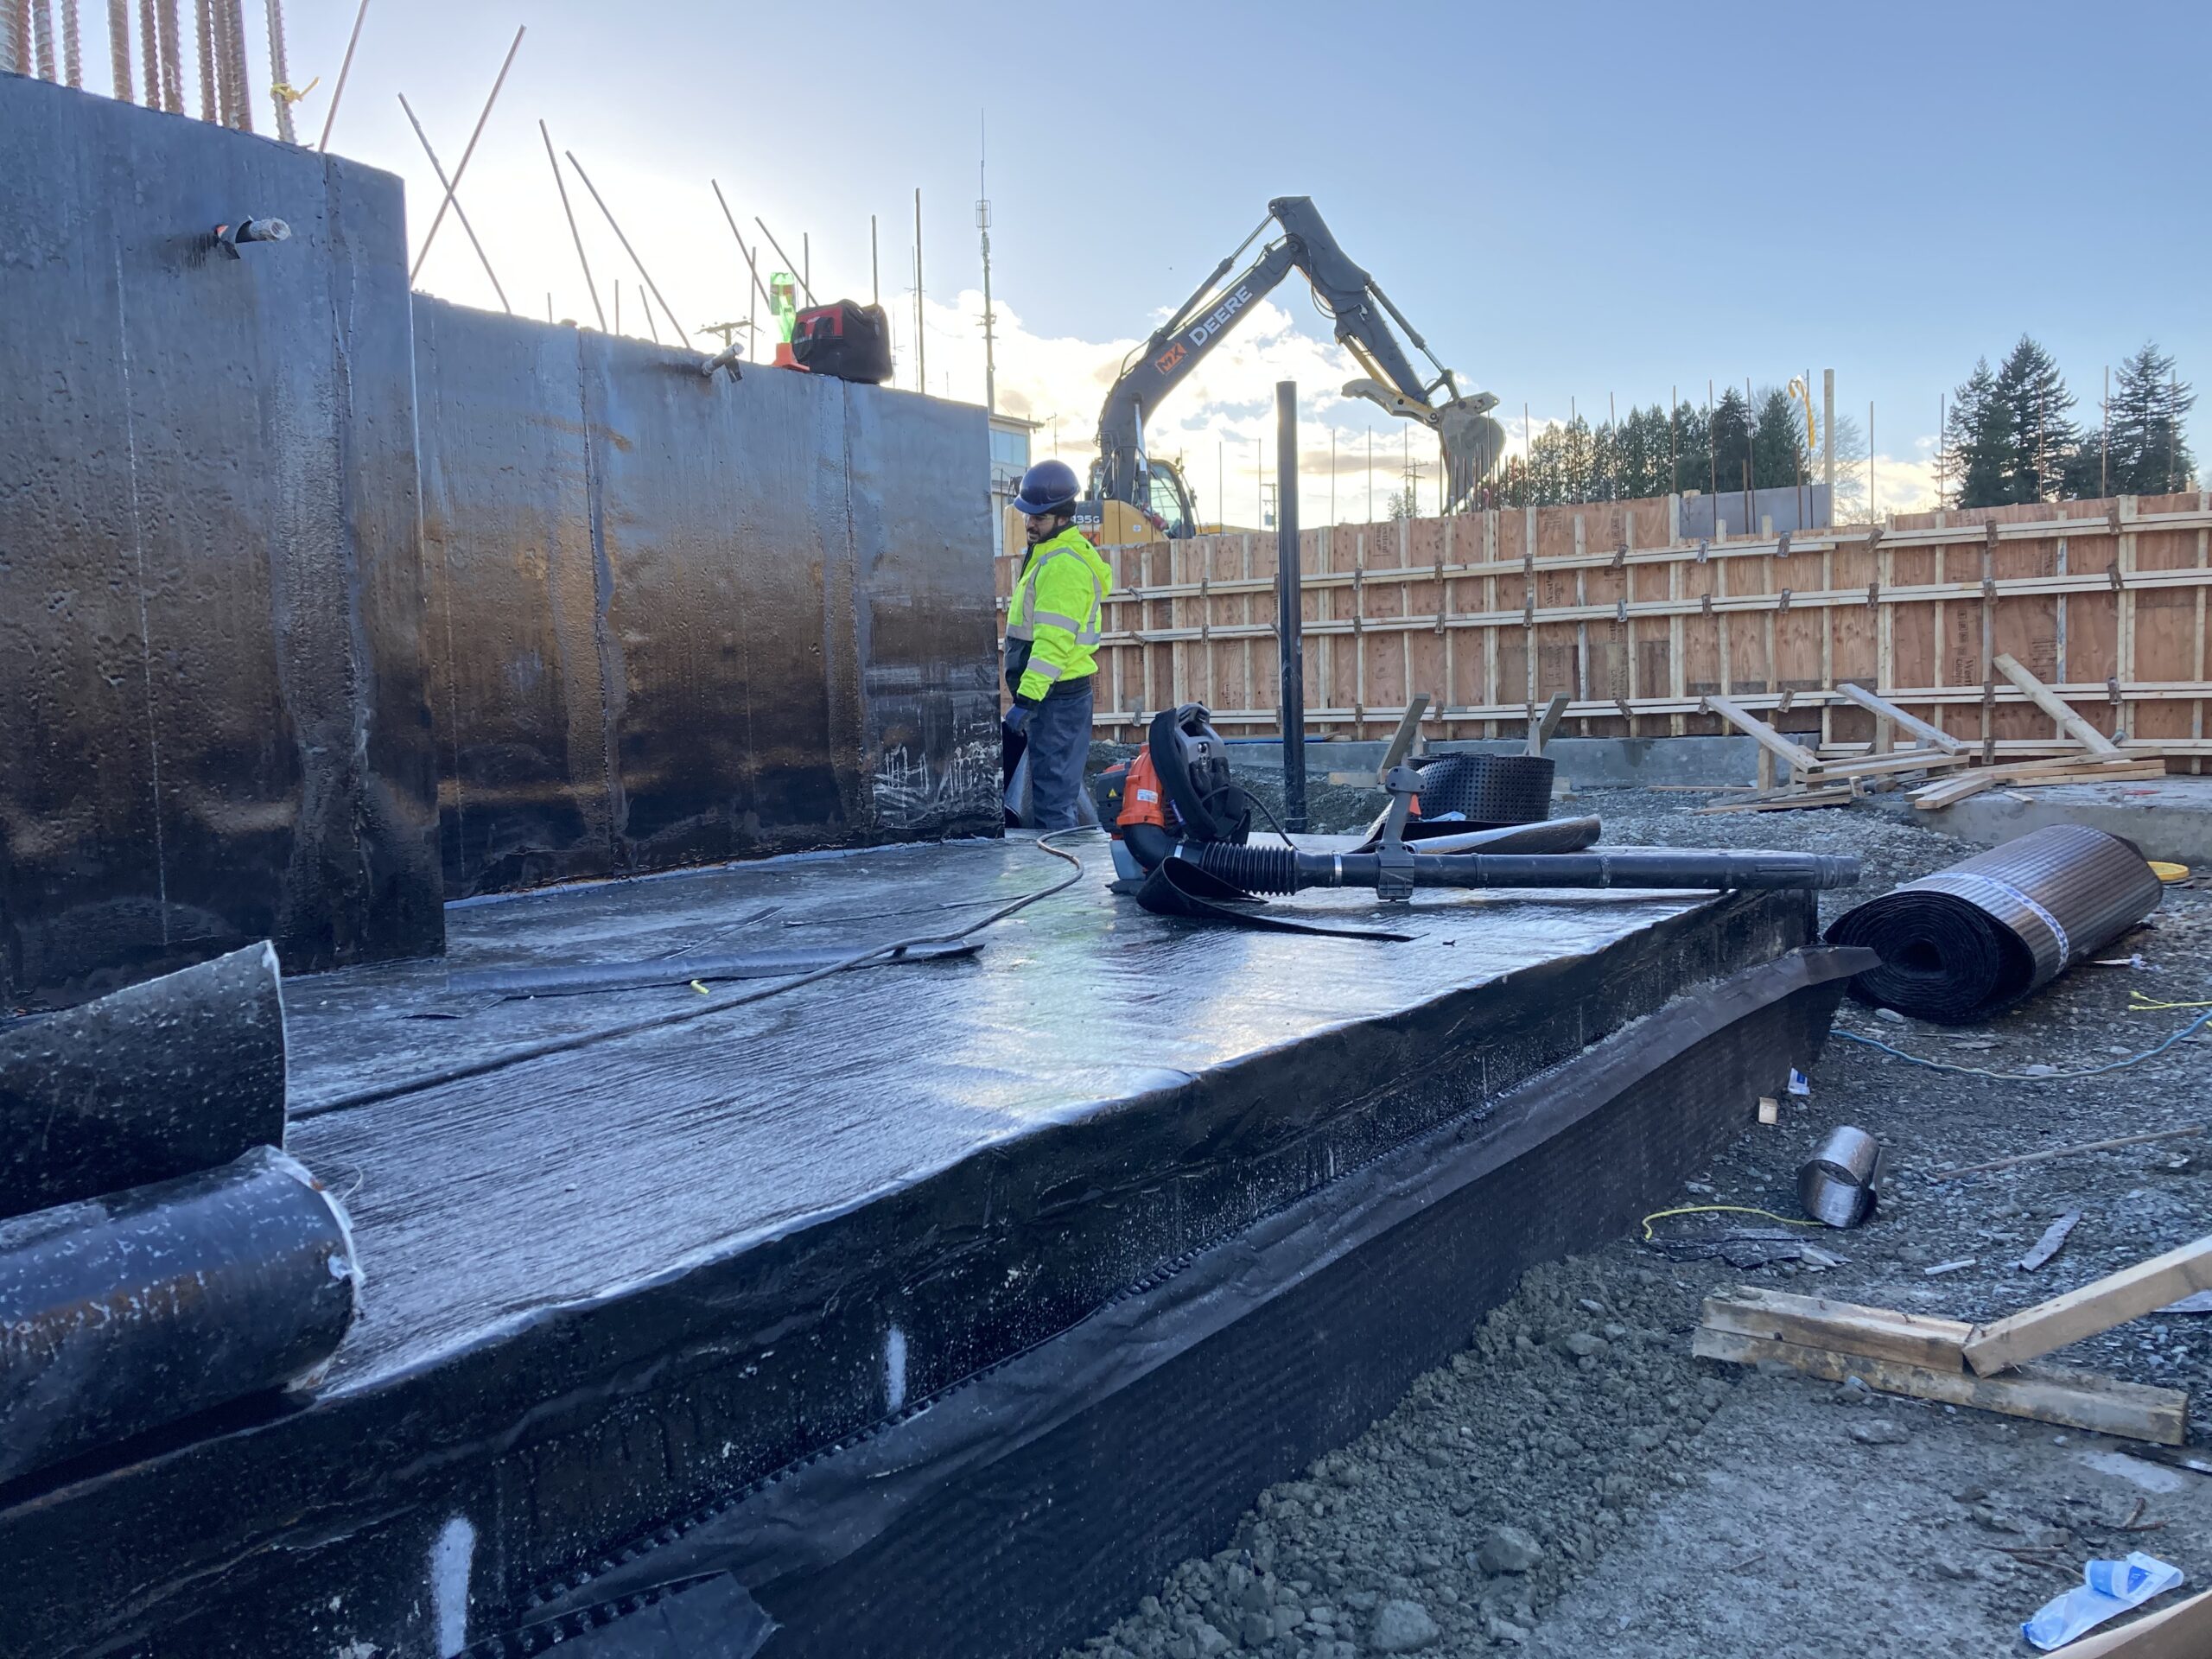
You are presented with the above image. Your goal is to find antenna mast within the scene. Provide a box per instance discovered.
[977,115,996,415]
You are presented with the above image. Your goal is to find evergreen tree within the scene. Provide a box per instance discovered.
[1669,399,1711,500]
[1751,387,1808,489]
[2060,428,2109,500]
[2107,342,2196,495]
[1993,335,2076,503]
[1945,359,2012,508]
[1708,390,1753,499]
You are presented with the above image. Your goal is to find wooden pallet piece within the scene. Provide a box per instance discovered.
[2056,1587,2212,1658]
[1830,682,1967,753]
[1994,651,2122,754]
[1691,1325,2188,1444]
[1963,1235,2212,1377]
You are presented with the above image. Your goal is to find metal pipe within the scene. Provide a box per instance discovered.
[1276,380,1306,832]
[315,0,366,149]
[542,119,605,330]
[398,93,508,313]
[567,150,689,353]
[410,23,523,283]
[751,214,814,305]
[710,181,775,313]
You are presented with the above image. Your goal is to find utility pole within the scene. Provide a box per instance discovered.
[1821,367,1835,502]
[912,188,925,396]
[977,118,996,415]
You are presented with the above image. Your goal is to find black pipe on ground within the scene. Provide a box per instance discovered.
[0,1146,359,1486]
[0,944,287,1223]
[1193,842,1861,895]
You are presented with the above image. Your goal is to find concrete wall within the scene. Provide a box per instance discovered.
[412,302,999,897]
[0,76,442,1003]
[0,73,1001,998]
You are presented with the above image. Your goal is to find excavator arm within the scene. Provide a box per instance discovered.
[1095,197,1503,524]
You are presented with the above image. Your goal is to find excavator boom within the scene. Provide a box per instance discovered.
[1093,197,1503,530]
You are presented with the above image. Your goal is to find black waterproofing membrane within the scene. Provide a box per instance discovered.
[0,79,442,1003]
[0,1146,357,1485]
[1825,823,2162,1022]
[0,944,285,1220]
[0,835,1824,1656]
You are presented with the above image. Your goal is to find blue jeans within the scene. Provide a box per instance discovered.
[1023,678,1094,831]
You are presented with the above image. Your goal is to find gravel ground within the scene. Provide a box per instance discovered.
[1062,788,2212,1659]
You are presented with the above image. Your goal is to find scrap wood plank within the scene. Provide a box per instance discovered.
[1699,1287,1968,1370]
[1805,749,1967,780]
[1690,1326,2188,1444]
[1702,695,1819,773]
[1995,652,2122,754]
[2056,1586,2212,1658]
[1831,682,1967,753]
[1911,758,2168,811]
[1691,785,1855,815]
[1963,1235,2212,1377]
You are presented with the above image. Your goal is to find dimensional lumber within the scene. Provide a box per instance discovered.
[1831,682,1967,753]
[1806,749,1966,779]
[1690,1326,2187,1444]
[2056,1587,2212,1659]
[1963,1236,2212,1376]
[1995,652,2121,754]
[1703,696,1818,772]
[1698,1287,1968,1370]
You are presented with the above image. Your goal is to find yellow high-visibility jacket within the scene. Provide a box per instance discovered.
[1005,526,1110,703]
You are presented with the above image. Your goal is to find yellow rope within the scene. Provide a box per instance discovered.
[2128,990,2212,1012]
[1639,1204,1827,1243]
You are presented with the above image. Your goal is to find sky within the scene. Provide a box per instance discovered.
[159,0,2212,524]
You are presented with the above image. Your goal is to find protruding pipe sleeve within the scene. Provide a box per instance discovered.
[0,1146,358,1485]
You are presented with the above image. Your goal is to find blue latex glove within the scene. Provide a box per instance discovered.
[1002,702,1033,738]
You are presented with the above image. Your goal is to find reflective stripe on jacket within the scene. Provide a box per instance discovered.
[1005,526,1110,702]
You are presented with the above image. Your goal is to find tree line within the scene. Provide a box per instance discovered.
[1479,387,1818,512]
[1447,341,2196,518]
[1944,340,2194,508]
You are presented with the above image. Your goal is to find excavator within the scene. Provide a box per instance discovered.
[1065,196,1506,546]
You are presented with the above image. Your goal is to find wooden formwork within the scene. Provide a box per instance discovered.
[990,490,2212,763]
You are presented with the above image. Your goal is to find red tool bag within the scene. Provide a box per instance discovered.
[791,302,893,384]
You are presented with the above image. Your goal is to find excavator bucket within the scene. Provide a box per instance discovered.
[1437,396,1506,512]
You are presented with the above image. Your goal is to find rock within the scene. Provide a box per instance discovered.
[1239,1610,1274,1647]
[1189,1622,1230,1657]
[1874,1007,1906,1024]
[1369,1598,1442,1653]
[1487,1614,1533,1644]
[1476,1524,1545,1574]
[1851,1418,1910,1446]
[1561,1332,1610,1359]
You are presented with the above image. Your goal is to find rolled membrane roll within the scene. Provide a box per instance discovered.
[1825,824,2161,1023]
[0,1146,358,1485]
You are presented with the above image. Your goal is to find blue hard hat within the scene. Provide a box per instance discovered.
[1012,458,1081,516]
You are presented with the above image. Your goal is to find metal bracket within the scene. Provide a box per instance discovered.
[1373,695,1430,903]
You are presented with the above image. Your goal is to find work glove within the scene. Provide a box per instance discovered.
[1001,701,1036,738]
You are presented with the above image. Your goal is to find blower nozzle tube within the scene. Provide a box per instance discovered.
[1192,842,1859,894]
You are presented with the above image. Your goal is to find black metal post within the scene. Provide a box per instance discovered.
[1275,380,1307,831]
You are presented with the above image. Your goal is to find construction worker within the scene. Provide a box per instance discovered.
[1003,459,1111,830]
